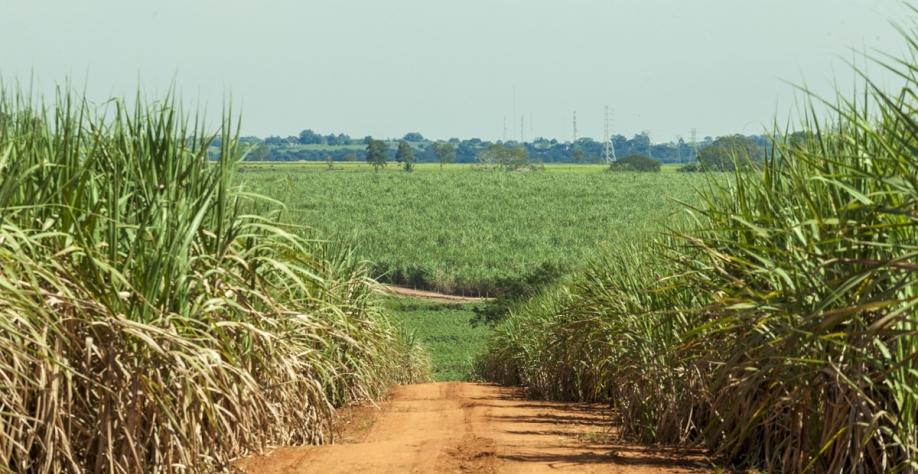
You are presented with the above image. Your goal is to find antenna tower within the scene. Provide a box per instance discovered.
[503,116,508,141]
[602,106,617,163]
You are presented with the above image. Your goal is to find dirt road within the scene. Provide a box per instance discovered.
[236,383,708,473]
[382,285,494,304]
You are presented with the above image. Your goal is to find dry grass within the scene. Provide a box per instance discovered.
[0,89,429,472]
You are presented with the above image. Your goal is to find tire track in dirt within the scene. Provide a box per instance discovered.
[235,382,710,473]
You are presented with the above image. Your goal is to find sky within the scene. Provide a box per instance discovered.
[0,0,912,142]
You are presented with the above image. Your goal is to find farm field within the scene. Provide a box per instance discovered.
[5,1,914,473]
[239,165,710,294]
[385,298,492,381]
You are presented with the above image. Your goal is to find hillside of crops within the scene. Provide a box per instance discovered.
[239,165,709,295]
[0,91,429,472]
[480,29,918,471]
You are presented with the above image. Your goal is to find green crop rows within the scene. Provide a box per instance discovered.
[240,166,709,294]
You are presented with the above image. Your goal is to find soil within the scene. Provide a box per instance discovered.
[382,285,494,304]
[234,382,711,473]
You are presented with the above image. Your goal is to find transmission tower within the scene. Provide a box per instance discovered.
[502,116,508,142]
[645,130,652,159]
[675,135,682,162]
[602,106,617,163]
[572,111,578,143]
[520,115,525,142]
[690,128,698,159]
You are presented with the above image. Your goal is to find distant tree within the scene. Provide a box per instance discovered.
[697,134,765,171]
[325,155,334,170]
[344,153,357,163]
[431,142,457,169]
[608,154,661,172]
[249,143,271,162]
[366,139,389,171]
[298,129,323,145]
[403,132,425,142]
[572,146,586,164]
[395,140,416,172]
[477,143,530,171]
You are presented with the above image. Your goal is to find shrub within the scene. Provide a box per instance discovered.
[476,143,532,171]
[696,134,765,171]
[608,154,661,172]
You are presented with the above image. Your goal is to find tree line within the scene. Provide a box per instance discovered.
[232,129,773,169]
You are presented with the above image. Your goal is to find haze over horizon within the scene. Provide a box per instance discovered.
[0,0,911,142]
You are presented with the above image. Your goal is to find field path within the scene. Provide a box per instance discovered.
[382,285,494,303]
[235,382,708,473]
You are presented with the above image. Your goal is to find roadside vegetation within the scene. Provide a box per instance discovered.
[480,27,918,472]
[0,90,429,472]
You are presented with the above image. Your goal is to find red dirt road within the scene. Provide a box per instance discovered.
[382,285,493,304]
[235,382,709,473]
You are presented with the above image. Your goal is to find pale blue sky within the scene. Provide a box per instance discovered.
[0,1,911,141]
